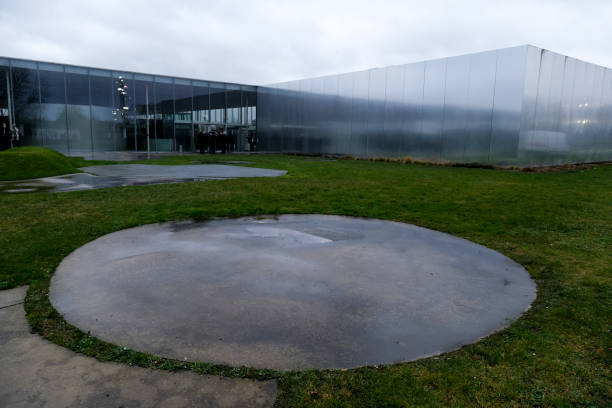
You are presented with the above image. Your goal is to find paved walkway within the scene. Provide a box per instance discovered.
[0,164,287,193]
[0,287,277,408]
[50,215,536,370]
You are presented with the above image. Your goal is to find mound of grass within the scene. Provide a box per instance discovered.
[0,147,82,181]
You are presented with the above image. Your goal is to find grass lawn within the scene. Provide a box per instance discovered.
[0,153,610,407]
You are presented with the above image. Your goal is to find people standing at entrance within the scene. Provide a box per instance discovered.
[10,124,20,148]
[1,122,9,151]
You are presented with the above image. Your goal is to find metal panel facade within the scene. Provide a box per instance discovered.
[258,45,612,165]
[517,46,612,165]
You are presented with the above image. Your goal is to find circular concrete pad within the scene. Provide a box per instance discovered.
[50,215,535,370]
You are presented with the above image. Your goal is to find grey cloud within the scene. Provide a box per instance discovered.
[0,0,610,85]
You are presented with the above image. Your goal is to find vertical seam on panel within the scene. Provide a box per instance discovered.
[153,82,157,151]
[530,50,544,164]
[7,62,13,129]
[37,63,43,147]
[592,68,605,159]
[190,81,194,153]
[557,57,568,134]
[606,70,612,148]
[366,70,371,156]
[64,67,70,155]
[6,62,14,129]
[487,53,499,164]
[463,56,472,162]
[172,79,176,151]
[349,74,354,154]
[382,69,388,154]
[567,60,579,162]
[400,64,407,155]
[88,71,94,157]
[439,59,448,162]
[517,47,528,145]
[335,75,340,154]
[419,63,425,145]
[596,69,606,145]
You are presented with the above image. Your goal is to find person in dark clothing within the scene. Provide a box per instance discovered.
[195,130,201,153]
[233,131,237,152]
[220,129,227,154]
[1,122,9,151]
[208,130,216,154]
[196,130,208,154]
[10,124,20,148]
[247,132,257,152]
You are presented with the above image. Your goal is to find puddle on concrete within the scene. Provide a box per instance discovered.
[1,164,286,194]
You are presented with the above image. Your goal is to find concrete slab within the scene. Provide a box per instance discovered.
[0,287,277,407]
[0,164,286,193]
[0,285,28,308]
[50,215,536,371]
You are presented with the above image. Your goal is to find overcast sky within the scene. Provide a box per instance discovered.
[0,0,610,85]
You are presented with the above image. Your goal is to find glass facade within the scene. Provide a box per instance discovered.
[0,57,257,156]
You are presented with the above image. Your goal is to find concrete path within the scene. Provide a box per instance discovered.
[0,164,286,193]
[50,215,536,370]
[0,287,277,407]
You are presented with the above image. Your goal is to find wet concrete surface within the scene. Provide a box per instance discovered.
[0,164,286,193]
[50,215,536,371]
[0,287,277,408]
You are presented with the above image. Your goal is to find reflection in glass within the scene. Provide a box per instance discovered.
[90,73,116,152]
[39,69,67,153]
[135,78,155,152]
[174,81,193,152]
[112,73,135,152]
[66,71,92,155]
[11,66,40,147]
[4,57,257,155]
[154,79,174,151]
[210,83,225,124]
[193,83,210,127]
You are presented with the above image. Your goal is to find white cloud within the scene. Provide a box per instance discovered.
[0,0,610,84]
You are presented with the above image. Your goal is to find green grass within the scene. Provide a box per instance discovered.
[0,154,610,407]
[0,146,114,181]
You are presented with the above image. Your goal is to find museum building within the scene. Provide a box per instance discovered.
[2,45,611,165]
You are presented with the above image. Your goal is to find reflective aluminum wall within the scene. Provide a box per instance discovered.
[258,45,612,165]
[519,46,612,165]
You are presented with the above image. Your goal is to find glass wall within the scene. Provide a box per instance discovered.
[10,60,40,148]
[193,81,210,130]
[174,78,193,152]
[65,66,92,155]
[134,74,155,152]
[2,57,257,155]
[210,82,225,125]
[39,63,68,153]
[154,76,174,152]
[1,59,12,150]
[226,84,241,126]
[112,72,135,152]
[90,70,116,153]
